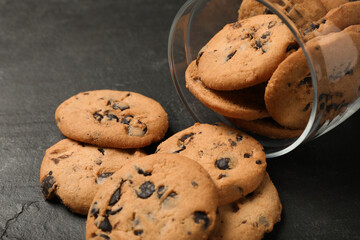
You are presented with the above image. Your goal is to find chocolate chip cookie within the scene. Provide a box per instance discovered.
[320,0,358,11]
[40,138,146,215]
[209,173,282,240]
[303,1,360,41]
[265,27,360,129]
[55,90,169,148]
[197,15,296,91]
[185,60,269,120]
[156,123,266,205]
[227,117,303,139]
[238,0,327,28]
[86,153,218,240]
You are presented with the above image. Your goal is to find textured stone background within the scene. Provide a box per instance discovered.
[0,0,359,239]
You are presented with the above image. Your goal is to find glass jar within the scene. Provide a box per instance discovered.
[168,0,360,158]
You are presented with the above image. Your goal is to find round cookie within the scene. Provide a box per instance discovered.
[40,138,146,215]
[55,90,169,148]
[156,123,267,205]
[320,0,359,11]
[303,1,360,41]
[209,173,282,240]
[265,28,360,129]
[185,60,269,120]
[227,117,303,139]
[238,0,327,28]
[86,153,218,240]
[197,15,296,91]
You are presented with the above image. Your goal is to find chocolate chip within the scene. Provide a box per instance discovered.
[105,114,119,122]
[96,172,114,185]
[192,181,198,187]
[121,115,133,124]
[172,147,185,153]
[218,174,226,179]
[256,160,262,165]
[231,22,242,29]
[298,76,312,86]
[135,166,152,176]
[236,134,243,142]
[100,234,110,240]
[268,21,276,29]
[98,148,105,155]
[259,216,270,227]
[261,31,271,39]
[215,158,231,170]
[41,175,56,199]
[99,217,112,232]
[109,181,125,206]
[303,103,311,112]
[128,123,147,137]
[106,207,123,215]
[93,112,103,122]
[83,92,89,95]
[196,51,204,66]
[320,102,325,110]
[90,202,99,218]
[226,50,237,61]
[310,22,320,30]
[136,181,155,199]
[167,191,177,198]
[254,40,262,50]
[244,153,251,158]
[179,133,195,142]
[157,185,166,199]
[345,69,354,75]
[112,102,130,111]
[263,8,273,14]
[228,139,236,146]
[319,94,330,103]
[231,203,239,213]
[134,230,144,236]
[194,211,210,230]
[286,42,300,53]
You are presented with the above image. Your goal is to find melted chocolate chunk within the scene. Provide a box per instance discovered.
[106,207,123,215]
[192,181,198,187]
[320,103,325,110]
[303,103,311,112]
[215,158,231,170]
[157,185,166,199]
[96,172,114,184]
[218,174,227,179]
[99,217,112,232]
[256,160,262,165]
[41,175,56,199]
[172,147,185,153]
[136,167,152,176]
[128,124,147,137]
[93,112,103,122]
[112,102,130,111]
[259,216,270,227]
[105,114,119,122]
[100,234,110,240]
[136,181,155,199]
[228,139,237,146]
[268,21,276,29]
[231,203,240,213]
[231,22,242,29]
[244,153,251,158]
[226,50,237,62]
[298,76,312,86]
[261,31,271,39]
[194,211,210,230]
[121,115,134,125]
[236,134,243,142]
[310,22,320,30]
[286,42,300,53]
[179,133,195,142]
[134,230,144,236]
[263,8,273,14]
[90,202,99,218]
[196,51,204,66]
[98,148,105,155]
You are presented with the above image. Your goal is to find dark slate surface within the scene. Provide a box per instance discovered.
[0,0,359,239]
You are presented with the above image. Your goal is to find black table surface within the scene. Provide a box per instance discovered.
[0,0,359,239]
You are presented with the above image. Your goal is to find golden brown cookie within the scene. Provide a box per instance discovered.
[238,0,327,28]
[156,123,267,205]
[227,117,303,139]
[40,138,146,215]
[265,27,360,129]
[55,90,168,148]
[209,173,282,240]
[320,0,358,11]
[303,1,360,41]
[86,153,218,240]
[185,60,269,120]
[196,15,296,91]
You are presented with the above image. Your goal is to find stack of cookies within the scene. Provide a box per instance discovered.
[40,90,283,239]
[186,0,360,139]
